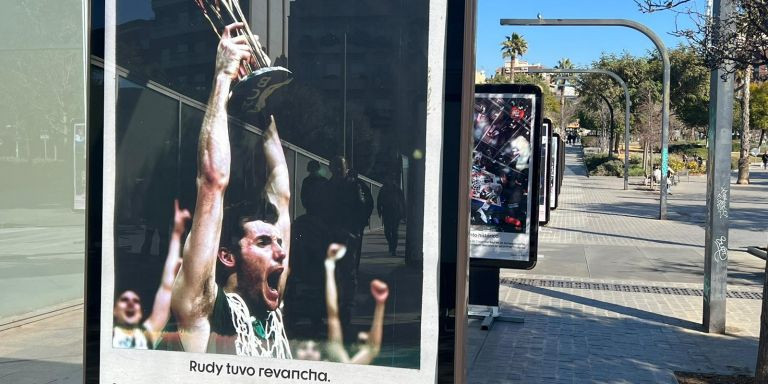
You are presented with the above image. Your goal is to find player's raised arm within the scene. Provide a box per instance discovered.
[263,115,292,296]
[324,244,351,363]
[350,280,388,364]
[145,200,190,344]
[171,22,251,352]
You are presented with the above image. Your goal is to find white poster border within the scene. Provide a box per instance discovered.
[96,0,447,382]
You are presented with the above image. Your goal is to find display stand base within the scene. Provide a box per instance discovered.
[467,304,524,330]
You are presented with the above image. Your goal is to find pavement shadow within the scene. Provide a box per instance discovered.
[545,225,702,248]
[467,290,759,382]
[506,283,703,331]
[0,358,82,384]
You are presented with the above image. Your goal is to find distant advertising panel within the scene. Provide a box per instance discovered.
[86,0,447,383]
[469,84,541,270]
[550,133,560,210]
[538,119,551,224]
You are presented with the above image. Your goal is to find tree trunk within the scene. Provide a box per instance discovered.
[737,69,751,184]
[560,90,565,134]
[760,129,765,149]
[757,257,768,383]
[642,140,649,175]
[510,57,516,83]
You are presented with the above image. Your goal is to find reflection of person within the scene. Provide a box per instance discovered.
[377,178,405,256]
[348,168,373,269]
[168,23,293,358]
[301,160,327,216]
[322,156,363,343]
[113,199,190,349]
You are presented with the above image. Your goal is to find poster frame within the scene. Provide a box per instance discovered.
[549,133,560,210]
[84,0,449,382]
[468,83,541,271]
[538,118,552,225]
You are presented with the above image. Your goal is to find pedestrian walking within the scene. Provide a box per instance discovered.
[377,177,406,257]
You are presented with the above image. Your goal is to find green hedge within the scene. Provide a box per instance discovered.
[584,153,640,177]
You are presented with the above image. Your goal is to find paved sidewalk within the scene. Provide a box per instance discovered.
[0,305,83,384]
[0,209,85,320]
[466,144,767,383]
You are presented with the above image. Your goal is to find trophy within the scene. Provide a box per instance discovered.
[195,0,293,114]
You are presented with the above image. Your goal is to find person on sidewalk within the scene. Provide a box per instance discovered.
[377,177,406,256]
[762,152,768,169]
[113,199,190,349]
[666,168,675,195]
[652,165,662,190]
[348,168,374,269]
[300,160,327,216]
[321,156,366,344]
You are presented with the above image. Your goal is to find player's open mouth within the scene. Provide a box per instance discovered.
[266,267,283,294]
[125,309,136,318]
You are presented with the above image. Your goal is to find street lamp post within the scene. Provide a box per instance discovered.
[702,0,736,335]
[502,18,670,218]
[529,68,632,190]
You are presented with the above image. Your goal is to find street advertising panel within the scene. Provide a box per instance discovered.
[538,118,551,225]
[86,0,447,383]
[469,84,541,270]
[549,133,560,210]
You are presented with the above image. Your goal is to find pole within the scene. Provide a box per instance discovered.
[529,68,631,190]
[343,32,347,159]
[502,18,668,213]
[703,0,735,335]
[455,0,478,381]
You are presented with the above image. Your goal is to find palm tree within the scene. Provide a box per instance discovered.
[554,58,574,133]
[500,33,528,83]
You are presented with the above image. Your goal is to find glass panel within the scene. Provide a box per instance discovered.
[0,1,88,383]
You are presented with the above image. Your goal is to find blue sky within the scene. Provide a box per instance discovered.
[476,0,708,73]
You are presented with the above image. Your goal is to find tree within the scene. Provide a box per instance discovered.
[554,58,574,133]
[577,53,662,156]
[634,0,767,72]
[737,69,752,184]
[500,33,528,83]
[668,46,710,139]
[0,0,86,162]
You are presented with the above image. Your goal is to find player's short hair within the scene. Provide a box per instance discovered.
[216,198,279,285]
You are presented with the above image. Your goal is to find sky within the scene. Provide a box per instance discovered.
[476,0,709,74]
